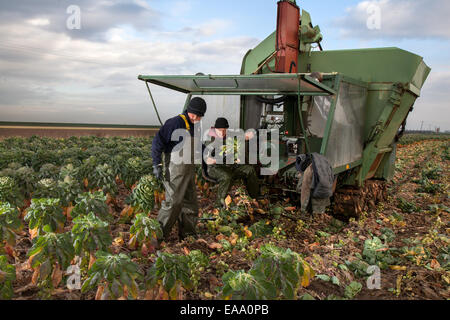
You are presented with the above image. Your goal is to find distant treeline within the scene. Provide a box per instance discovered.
[0,121,159,129]
[399,132,450,145]
[404,130,450,134]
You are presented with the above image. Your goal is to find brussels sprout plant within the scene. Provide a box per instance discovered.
[82,251,142,300]
[25,199,66,236]
[0,202,23,247]
[27,228,75,297]
[0,255,16,300]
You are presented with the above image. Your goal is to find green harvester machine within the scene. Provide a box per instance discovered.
[138,0,431,217]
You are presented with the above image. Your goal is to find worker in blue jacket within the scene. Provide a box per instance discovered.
[151,97,207,245]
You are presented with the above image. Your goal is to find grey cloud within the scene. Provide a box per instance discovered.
[0,0,160,42]
[0,26,257,125]
[0,81,53,106]
[0,2,256,125]
[334,0,450,40]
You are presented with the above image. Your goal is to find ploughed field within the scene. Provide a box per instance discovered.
[0,134,448,300]
[0,123,158,139]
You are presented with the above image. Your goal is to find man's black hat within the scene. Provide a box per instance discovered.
[186,97,207,117]
[214,117,229,129]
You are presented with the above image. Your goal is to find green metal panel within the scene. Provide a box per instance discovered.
[299,10,323,53]
[378,91,416,148]
[241,32,276,75]
[138,74,335,96]
[340,75,369,89]
[182,94,192,113]
[297,81,310,153]
[333,159,363,175]
[188,91,328,96]
[308,136,323,154]
[363,84,394,141]
[300,47,430,86]
[284,97,297,137]
[357,90,418,183]
[374,144,397,181]
[412,61,432,93]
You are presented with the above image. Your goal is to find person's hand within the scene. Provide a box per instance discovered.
[245,131,255,141]
[206,157,217,165]
[153,164,163,180]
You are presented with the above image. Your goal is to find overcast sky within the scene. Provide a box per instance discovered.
[0,0,449,131]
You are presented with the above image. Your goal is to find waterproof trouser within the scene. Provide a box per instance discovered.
[208,164,259,205]
[157,153,199,240]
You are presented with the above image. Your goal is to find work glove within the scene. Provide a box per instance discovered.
[153,164,163,180]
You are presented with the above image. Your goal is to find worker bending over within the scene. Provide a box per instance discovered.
[151,97,207,245]
[205,117,260,206]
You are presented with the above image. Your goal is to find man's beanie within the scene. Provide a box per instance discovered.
[214,117,229,129]
[187,97,207,117]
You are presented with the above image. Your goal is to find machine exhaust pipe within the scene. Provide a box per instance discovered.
[275,0,300,73]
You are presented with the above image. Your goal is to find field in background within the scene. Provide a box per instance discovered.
[399,132,450,146]
[0,122,159,139]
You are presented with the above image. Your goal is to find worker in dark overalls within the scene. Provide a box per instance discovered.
[151,97,207,245]
[205,117,259,206]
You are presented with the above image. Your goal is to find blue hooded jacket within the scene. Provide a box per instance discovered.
[151,111,196,166]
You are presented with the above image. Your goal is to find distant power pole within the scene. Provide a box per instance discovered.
[420,121,424,131]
